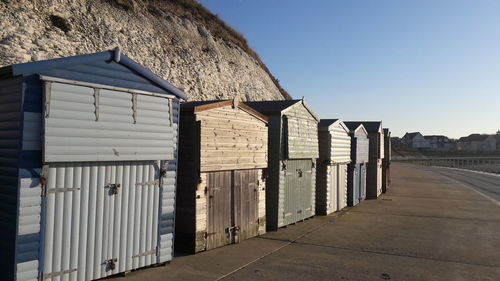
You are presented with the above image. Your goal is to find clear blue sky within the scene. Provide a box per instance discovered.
[198,0,500,138]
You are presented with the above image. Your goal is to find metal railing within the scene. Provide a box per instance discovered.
[396,157,500,174]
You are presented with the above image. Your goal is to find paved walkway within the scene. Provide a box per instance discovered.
[111,164,500,281]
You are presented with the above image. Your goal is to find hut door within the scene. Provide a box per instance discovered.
[377,161,383,196]
[206,171,232,250]
[360,164,366,201]
[40,161,161,281]
[353,164,360,205]
[283,160,313,225]
[206,169,260,250]
[338,165,347,210]
[330,165,339,212]
[234,169,259,242]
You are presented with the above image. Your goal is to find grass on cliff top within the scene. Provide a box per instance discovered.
[157,0,292,100]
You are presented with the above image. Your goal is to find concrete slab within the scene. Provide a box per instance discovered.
[107,163,500,281]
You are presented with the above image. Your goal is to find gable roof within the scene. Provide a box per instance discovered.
[0,48,187,100]
[403,132,422,140]
[344,121,382,133]
[459,134,495,142]
[181,100,268,122]
[244,99,319,121]
[244,100,301,114]
[319,119,349,133]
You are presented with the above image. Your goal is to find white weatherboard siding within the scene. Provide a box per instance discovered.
[44,82,175,162]
[329,123,351,164]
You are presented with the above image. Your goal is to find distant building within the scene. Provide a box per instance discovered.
[496,131,500,150]
[424,135,450,151]
[390,137,402,149]
[402,132,430,149]
[457,134,497,152]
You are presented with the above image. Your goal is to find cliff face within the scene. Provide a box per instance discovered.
[0,0,287,101]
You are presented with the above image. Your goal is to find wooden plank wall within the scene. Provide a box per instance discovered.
[196,105,268,172]
[284,104,319,159]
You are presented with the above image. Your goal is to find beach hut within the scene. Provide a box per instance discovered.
[245,100,319,230]
[382,128,391,193]
[0,49,187,281]
[343,122,384,199]
[175,99,268,253]
[316,119,351,215]
[343,123,369,206]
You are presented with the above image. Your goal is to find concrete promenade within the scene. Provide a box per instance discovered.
[111,164,500,281]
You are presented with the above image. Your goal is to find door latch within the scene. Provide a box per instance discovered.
[103,258,117,271]
[105,183,120,195]
[297,169,303,177]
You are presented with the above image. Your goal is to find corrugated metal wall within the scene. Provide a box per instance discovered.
[0,76,23,281]
[44,82,176,162]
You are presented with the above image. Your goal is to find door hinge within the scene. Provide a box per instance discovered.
[205,232,217,238]
[40,268,77,280]
[132,246,159,258]
[40,165,49,197]
[135,180,159,187]
[161,160,169,178]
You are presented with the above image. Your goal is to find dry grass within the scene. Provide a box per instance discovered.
[150,0,292,100]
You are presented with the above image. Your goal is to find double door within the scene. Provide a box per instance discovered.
[283,159,314,226]
[40,160,164,281]
[206,169,260,250]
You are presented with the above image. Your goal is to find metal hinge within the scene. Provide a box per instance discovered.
[132,246,159,258]
[161,160,169,178]
[135,180,159,187]
[205,232,217,238]
[40,165,49,197]
[40,268,77,280]
[282,161,287,171]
